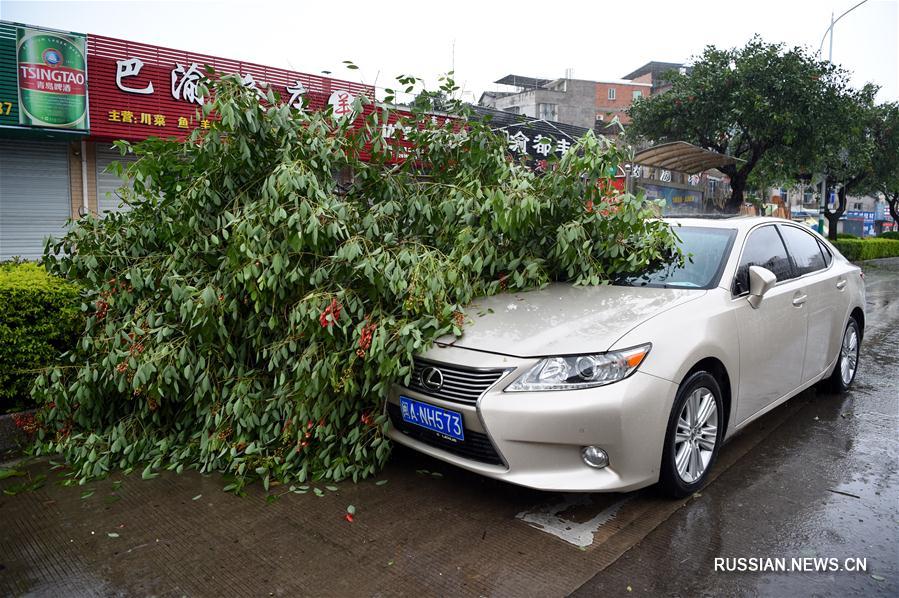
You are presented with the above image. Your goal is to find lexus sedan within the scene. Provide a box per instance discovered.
[386,217,865,497]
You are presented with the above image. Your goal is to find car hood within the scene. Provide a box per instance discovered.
[438,283,705,358]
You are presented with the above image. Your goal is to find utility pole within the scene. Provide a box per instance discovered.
[818,0,870,235]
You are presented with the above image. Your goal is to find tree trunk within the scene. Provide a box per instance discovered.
[725,175,747,213]
[890,192,899,227]
[823,182,848,241]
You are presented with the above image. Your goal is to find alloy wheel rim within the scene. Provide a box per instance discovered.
[674,387,718,484]
[840,325,859,386]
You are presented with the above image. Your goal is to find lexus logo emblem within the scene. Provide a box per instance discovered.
[421,367,444,391]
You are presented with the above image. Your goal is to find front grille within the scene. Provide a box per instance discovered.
[387,403,504,466]
[406,359,506,405]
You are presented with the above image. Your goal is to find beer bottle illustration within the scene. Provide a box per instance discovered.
[17,27,88,129]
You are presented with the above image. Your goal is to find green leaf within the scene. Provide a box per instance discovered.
[0,468,25,480]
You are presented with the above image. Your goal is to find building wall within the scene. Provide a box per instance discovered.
[595,82,652,125]
[491,79,601,130]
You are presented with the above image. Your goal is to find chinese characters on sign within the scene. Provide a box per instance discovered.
[113,57,317,111]
[328,90,356,119]
[87,33,375,143]
[286,80,307,110]
[171,62,206,105]
[107,108,208,130]
[501,127,577,172]
[115,58,153,94]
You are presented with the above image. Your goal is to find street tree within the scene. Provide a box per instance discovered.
[628,37,852,213]
[866,102,899,226]
[815,86,880,239]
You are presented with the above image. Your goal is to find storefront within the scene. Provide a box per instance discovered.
[0,22,89,259]
[0,20,374,260]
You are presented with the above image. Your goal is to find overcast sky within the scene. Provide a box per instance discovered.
[2,0,897,103]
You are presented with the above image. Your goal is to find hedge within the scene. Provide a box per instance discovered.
[832,238,899,261]
[880,231,899,240]
[0,262,81,413]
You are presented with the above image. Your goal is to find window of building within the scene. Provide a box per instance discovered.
[538,103,558,121]
[632,90,642,101]
[505,106,520,115]
[607,87,616,101]
[853,202,862,210]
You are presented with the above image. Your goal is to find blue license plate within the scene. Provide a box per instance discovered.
[399,396,465,441]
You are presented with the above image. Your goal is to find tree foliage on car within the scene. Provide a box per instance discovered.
[30,74,680,491]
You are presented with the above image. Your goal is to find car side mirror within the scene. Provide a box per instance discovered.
[747,266,777,309]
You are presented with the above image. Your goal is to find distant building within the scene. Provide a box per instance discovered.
[478,76,599,130]
[621,61,686,95]
[478,61,684,133]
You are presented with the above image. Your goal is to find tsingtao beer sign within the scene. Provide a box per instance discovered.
[0,22,89,134]
[17,27,89,129]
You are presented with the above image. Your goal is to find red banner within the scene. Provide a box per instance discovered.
[86,34,375,142]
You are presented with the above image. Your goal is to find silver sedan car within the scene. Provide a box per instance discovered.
[386,217,865,497]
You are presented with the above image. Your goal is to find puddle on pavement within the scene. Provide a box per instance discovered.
[516,492,637,547]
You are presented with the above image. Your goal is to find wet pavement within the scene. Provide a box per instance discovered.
[1,259,897,597]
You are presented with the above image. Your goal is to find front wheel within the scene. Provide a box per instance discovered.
[658,371,724,498]
[828,318,861,393]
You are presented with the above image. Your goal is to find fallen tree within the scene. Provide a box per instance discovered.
[31,75,680,491]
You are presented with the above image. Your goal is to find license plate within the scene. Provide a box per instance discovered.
[399,396,465,441]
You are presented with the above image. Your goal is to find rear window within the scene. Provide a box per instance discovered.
[818,240,833,267]
[780,225,827,276]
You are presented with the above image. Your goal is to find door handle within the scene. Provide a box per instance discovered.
[792,293,807,307]
[836,279,847,290]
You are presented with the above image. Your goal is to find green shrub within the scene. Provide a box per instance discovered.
[879,230,899,240]
[29,75,682,489]
[832,238,899,261]
[836,232,858,239]
[0,262,81,413]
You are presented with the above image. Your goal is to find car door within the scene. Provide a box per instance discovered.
[778,225,844,383]
[732,225,807,424]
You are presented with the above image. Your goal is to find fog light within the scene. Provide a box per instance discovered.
[581,445,609,469]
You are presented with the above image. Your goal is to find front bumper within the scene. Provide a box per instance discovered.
[386,345,679,492]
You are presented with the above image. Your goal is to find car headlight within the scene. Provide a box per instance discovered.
[505,344,651,392]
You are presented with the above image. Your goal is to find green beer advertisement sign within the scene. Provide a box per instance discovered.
[15,26,88,130]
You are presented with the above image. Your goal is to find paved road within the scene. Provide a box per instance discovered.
[1,260,897,597]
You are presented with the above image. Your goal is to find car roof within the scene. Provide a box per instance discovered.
[663,216,793,233]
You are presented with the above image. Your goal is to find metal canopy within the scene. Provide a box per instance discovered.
[633,141,740,174]
[493,75,551,89]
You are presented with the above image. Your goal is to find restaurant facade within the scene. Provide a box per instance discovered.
[0,21,374,260]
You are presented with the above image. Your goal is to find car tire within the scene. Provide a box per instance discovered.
[827,317,861,393]
[658,371,725,499]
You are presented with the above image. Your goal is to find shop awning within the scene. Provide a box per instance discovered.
[633,141,740,174]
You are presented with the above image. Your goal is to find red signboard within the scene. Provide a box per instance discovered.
[86,34,375,142]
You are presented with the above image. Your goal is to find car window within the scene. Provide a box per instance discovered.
[613,226,736,289]
[818,239,833,267]
[780,225,827,276]
[733,225,793,295]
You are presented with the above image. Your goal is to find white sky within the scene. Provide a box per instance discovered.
[1,0,897,103]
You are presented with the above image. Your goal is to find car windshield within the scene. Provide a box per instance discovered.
[614,226,736,289]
